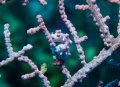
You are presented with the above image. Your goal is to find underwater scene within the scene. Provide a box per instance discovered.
[0,0,120,87]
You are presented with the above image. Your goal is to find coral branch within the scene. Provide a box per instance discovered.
[0,44,32,67]
[38,0,47,5]
[0,24,32,67]
[61,65,71,79]
[22,0,47,6]
[107,0,120,4]
[63,34,120,87]
[76,0,114,47]
[75,5,89,10]
[21,72,36,80]
[18,56,51,87]
[27,15,59,64]
[4,24,14,56]
[86,0,114,47]
[59,0,87,66]
[27,15,56,47]
[117,6,120,34]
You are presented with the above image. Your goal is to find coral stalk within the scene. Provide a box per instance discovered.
[59,0,88,66]
[63,34,120,87]
[0,24,32,67]
[22,0,47,6]
[117,6,120,34]
[18,56,51,87]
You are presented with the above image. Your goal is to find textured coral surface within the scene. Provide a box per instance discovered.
[0,0,120,87]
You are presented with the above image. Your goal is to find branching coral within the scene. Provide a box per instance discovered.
[0,0,120,87]
[0,0,47,6]
[0,24,50,87]
[107,0,120,4]
[22,0,47,6]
